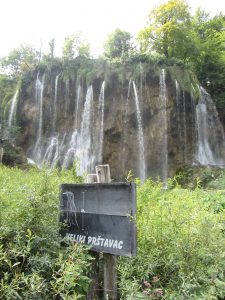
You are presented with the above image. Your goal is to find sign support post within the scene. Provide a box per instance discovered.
[60,164,136,299]
[86,172,99,300]
[96,164,117,300]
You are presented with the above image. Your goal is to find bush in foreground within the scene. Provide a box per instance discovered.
[0,165,92,299]
[118,179,225,299]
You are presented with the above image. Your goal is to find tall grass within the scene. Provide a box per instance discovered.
[118,179,225,299]
[0,166,224,299]
[0,165,92,299]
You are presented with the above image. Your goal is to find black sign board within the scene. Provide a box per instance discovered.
[59,182,136,257]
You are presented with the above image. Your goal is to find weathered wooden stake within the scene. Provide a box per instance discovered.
[96,164,117,300]
[86,173,98,183]
[86,173,100,300]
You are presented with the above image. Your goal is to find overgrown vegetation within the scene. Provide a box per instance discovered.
[118,178,225,299]
[0,165,92,299]
[0,165,224,299]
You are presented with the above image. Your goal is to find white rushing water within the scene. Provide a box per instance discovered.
[98,81,105,164]
[159,69,168,186]
[43,137,59,169]
[62,86,94,173]
[133,81,146,181]
[78,85,94,173]
[182,91,187,162]
[122,80,132,170]
[74,85,82,129]
[196,87,225,166]
[52,74,60,133]
[33,73,45,165]
[8,89,19,132]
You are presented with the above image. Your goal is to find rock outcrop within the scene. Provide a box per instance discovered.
[9,61,224,180]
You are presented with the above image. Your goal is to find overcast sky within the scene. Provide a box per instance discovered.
[1,0,224,57]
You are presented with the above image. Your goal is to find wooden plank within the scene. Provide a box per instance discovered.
[96,165,117,300]
[86,172,100,300]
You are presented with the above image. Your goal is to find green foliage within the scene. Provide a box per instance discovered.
[0,45,40,77]
[0,165,92,299]
[138,1,225,122]
[103,28,134,62]
[0,165,225,298]
[118,179,225,299]
[138,0,192,60]
[62,33,90,62]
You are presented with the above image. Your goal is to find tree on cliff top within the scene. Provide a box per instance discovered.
[0,45,39,77]
[103,28,134,62]
[62,33,90,61]
[138,0,194,60]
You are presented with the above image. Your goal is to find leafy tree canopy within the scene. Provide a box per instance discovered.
[138,0,192,59]
[103,28,133,61]
[0,44,40,77]
[62,33,90,61]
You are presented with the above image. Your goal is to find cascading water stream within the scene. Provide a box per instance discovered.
[159,69,168,186]
[122,80,132,170]
[43,137,59,169]
[33,73,45,165]
[62,131,78,168]
[196,87,225,166]
[65,79,70,117]
[78,85,94,173]
[62,86,94,173]
[98,81,105,164]
[175,80,182,148]
[74,85,81,129]
[190,86,197,145]
[133,81,146,182]
[182,91,187,162]
[52,74,60,133]
[7,89,19,133]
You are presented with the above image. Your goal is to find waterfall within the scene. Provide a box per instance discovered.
[43,137,59,169]
[196,87,225,166]
[159,69,168,185]
[65,79,70,117]
[182,91,187,162]
[8,89,19,133]
[62,130,78,168]
[78,85,94,173]
[62,86,94,173]
[122,80,132,171]
[52,74,60,133]
[133,81,146,181]
[175,80,182,149]
[98,81,105,164]
[190,86,197,146]
[33,73,45,165]
[74,85,81,129]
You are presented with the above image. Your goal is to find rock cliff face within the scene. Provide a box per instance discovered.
[13,61,225,180]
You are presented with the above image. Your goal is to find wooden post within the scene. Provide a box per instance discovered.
[86,173,100,300]
[86,174,98,183]
[0,147,4,164]
[96,164,111,184]
[96,164,117,300]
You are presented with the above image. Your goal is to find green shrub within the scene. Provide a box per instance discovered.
[118,179,225,299]
[0,165,92,299]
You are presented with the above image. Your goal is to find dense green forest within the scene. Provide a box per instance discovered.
[0,0,225,299]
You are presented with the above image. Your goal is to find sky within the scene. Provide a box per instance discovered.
[0,0,225,58]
